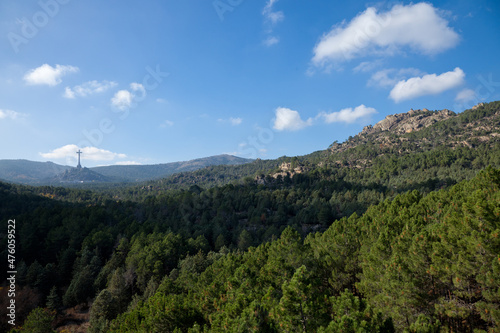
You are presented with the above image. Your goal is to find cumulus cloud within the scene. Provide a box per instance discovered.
[64,80,117,99]
[455,88,476,103]
[319,105,377,124]
[369,68,424,88]
[273,107,313,131]
[390,67,465,102]
[111,90,133,110]
[40,144,126,161]
[0,109,25,120]
[111,83,145,110]
[130,82,146,95]
[24,64,79,86]
[312,3,459,66]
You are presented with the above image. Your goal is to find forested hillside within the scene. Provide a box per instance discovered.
[104,101,500,201]
[0,102,499,332]
[110,167,500,332]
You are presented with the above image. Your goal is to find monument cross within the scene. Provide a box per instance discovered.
[76,150,82,169]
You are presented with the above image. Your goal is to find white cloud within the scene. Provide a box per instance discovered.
[263,0,284,25]
[156,98,168,104]
[64,87,75,99]
[230,117,242,126]
[115,161,142,166]
[320,105,377,124]
[111,83,145,110]
[111,90,133,110]
[390,67,465,102]
[273,107,313,131]
[130,82,145,95]
[312,3,459,66]
[264,36,280,47]
[0,109,25,120]
[455,88,476,102]
[64,80,117,99]
[353,60,384,73]
[262,0,284,46]
[369,68,424,88]
[40,144,126,161]
[24,64,79,86]
[369,69,398,87]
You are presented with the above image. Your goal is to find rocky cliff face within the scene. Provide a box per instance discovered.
[361,108,456,135]
[329,103,499,160]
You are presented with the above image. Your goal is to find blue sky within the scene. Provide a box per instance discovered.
[0,0,499,167]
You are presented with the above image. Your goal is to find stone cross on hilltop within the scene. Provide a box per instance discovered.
[76,150,82,169]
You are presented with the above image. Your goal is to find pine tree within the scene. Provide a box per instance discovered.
[273,265,319,332]
[16,307,55,333]
[107,268,130,313]
[89,289,118,330]
[46,286,60,311]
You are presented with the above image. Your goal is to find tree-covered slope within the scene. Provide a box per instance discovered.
[108,167,499,332]
[0,160,72,184]
[3,168,497,332]
[324,101,500,168]
[107,101,500,200]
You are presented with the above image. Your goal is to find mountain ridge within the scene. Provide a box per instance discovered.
[328,102,500,158]
[91,154,252,182]
[1,102,498,187]
[0,154,253,185]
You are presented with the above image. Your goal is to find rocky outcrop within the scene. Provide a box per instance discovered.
[272,162,305,178]
[362,109,456,135]
[329,102,500,160]
[255,162,307,184]
[472,103,485,110]
[330,108,460,156]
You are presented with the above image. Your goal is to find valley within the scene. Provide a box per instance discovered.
[1,101,499,332]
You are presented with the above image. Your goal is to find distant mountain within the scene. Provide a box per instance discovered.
[0,154,253,185]
[91,154,253,182]
[0,160,72,184]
